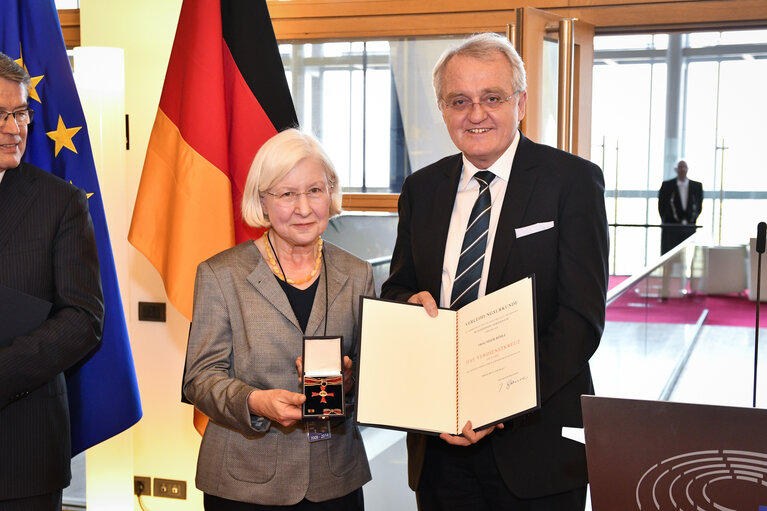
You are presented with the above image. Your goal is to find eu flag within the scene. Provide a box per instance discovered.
[2,0,142,454]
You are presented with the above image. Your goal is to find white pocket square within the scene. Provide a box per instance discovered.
[515,221,555,238]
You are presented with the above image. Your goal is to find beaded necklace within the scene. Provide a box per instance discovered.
[263,230,323,286]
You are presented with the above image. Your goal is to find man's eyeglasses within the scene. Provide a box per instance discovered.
[440,93,518,112]
[0,109,34,127]
[263,186,330,205]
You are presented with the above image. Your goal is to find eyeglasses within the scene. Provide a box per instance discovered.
[263,186,330,205]
[440,93,518,112]
[0,109,34,127]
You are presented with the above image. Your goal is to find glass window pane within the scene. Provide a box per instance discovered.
[717,59,767,192]
[281,37,461,193]
[540,38,558,147]
[594,34,658,51]
[595,28,767,268]
[719,29,767,44]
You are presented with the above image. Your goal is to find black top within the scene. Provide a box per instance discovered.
[277,275,320,333]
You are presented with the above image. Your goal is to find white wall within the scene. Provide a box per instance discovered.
[78,1,204,509]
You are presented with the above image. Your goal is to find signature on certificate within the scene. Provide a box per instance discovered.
[498,375,527,392]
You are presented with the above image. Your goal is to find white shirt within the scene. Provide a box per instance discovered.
[440,130,520,308]
[0,170,5,184]
[677,178,689,210]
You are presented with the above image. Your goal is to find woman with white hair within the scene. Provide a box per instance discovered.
[184,128,372,510]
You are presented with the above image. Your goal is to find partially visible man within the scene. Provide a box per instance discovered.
[0,52,103,510]
[381,33,609,510]
[658,159,703,254]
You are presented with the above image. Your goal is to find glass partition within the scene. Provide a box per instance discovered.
[593,241,707,401]
[323,213,398,296]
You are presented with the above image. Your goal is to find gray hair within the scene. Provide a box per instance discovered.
[0,52,30,98]
[433,33,526,101]
[241,128,342,228]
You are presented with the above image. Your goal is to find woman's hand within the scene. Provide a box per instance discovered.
[247,389,305,427]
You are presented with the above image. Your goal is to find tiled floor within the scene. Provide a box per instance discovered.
[64,322,767,510]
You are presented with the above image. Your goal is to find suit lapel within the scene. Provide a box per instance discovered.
[245,243,348,335]
[422,156,462,299]
[246,254,301,331]
[487,134,538,293]
[305,246,347,336]
[0,165,39,254]
[672,184,684,220]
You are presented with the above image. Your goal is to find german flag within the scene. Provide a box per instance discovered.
[129,0,297,321]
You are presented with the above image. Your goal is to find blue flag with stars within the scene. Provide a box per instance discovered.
[2,0,142,455]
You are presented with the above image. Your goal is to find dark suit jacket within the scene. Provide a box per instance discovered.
[381,133,609,499]
[0,163,103,500]
[658,178,703,254]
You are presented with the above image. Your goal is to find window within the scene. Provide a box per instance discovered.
[592,30,767,273]
[279,37,463,198]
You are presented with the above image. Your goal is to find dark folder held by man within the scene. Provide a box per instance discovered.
[0,284,52,346]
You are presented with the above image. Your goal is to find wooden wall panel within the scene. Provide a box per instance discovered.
[553,0,767,34]
[342,193,399,212]
[272,11,518,40]
[267,0,767,40]
[59,9,80,48]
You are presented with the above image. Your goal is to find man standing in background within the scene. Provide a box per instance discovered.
[658,159,704,254]
[0,52,103,510]
[382,33,609,510]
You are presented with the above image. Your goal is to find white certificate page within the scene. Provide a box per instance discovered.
[357,298,458,434]
[456,277,539,429]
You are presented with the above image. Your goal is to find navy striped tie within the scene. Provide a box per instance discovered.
[450,170,495,309]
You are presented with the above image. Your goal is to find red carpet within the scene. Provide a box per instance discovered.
[606,275,764,328]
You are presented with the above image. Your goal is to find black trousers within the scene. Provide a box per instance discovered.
[416,437,586,511]
[204,488,364,511]
[0,491,62,511]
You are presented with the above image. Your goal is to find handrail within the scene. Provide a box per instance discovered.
[609,223,703,229]
[368,256,392,268]
[606,235,697,307]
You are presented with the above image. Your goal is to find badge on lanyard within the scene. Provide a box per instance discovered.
[306,420,331,442]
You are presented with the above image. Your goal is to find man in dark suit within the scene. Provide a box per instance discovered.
[381,33,609,510]
[0,52,103,510]
[658,160,703,254]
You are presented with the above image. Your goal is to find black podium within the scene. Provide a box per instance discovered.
[582,395,767,511]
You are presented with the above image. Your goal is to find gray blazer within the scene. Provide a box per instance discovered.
[183,240,373,505]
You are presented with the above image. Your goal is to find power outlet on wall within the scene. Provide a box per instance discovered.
[154,478,187,499]
[134,476,151,496]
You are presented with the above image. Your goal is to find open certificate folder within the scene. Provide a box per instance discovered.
[356,276,540,435]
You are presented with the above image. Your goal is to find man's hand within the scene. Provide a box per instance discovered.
[408,291,439,318]
[247,389,305,427]
[439,420,504,446]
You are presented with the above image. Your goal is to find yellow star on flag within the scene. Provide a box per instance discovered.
[14,47,44,103]
[47,115,82,156]
[70,181,95,199]
[26,74,44,103]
